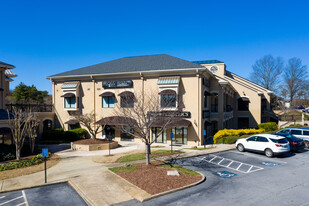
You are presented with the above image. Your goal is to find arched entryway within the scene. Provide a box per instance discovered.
[43,119,53,132]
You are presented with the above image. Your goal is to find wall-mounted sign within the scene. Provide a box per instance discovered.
[102,80,133,88]
[148,111,191,118]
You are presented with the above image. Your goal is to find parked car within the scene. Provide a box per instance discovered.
[277,127,309,148]
[235,134,290,157]
[273,133,305,152]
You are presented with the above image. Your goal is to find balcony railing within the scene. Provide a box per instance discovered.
[211,104,218,113]
[6,103,53,112]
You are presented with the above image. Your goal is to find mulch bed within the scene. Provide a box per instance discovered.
[116,161,202,195]
[73,139,114,145]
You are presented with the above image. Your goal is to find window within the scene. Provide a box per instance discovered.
[270,138,289,144]
[247,136,257,141]
[102,96,115,108]
[280,129,290,134]
[238,98,249,111]
[303,130,309,135]
[161,94,176,108]
[152,127,166,143]
[64,97,76,108]
[121,126,134,141]
[257,136,268,142]
[120,96,134,108]
[291,130,302,135]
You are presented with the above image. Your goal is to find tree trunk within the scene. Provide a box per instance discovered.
[16,146,21,161]
[145,143,151,165]
[30,138,35,154]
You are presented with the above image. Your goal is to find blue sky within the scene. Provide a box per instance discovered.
[1,0,308,94]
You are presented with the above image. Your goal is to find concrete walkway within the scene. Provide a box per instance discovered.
[0,143,235,205]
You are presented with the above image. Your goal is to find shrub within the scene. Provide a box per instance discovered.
[0,152,52,172]
[42,128,65,140]
[68,128,88,139]
[213,128,265,144]
[288,124,303,128]
[216,136,243,144]
[258,122,277,132]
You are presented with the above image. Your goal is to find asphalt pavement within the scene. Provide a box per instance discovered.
[0,183,87,206]
[116,149,309,206]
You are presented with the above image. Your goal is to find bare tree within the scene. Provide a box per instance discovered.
[109,91,183,165]
[26,112,40,154]
[7,108,32,160]
[74,111,101,139]
[250,55,284,91]
[280,88,288,100]
[283,57,308,104]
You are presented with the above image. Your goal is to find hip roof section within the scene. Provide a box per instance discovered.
[48,54,204,78]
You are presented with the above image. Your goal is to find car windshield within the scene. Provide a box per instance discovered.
[285,134,301,141]
[270,138,288,144]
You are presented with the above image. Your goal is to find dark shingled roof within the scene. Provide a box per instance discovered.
[48,54,203,78]
[0,61,15,68]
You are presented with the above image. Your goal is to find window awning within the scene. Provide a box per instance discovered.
[61,82,80,89]
[95,116,137,126]
[118,91,134,97]
[99,91,115,97]
[61,93,76,98]
[159,89,176,95]
[157,76,180,85]
[151,117,191,127]
[5,69,17,77]
[64,119,79,124]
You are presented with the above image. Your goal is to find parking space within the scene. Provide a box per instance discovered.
[0,183,87,206]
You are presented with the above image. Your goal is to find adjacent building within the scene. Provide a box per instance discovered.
[48,54,276,146]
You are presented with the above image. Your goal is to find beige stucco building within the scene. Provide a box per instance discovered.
[48,55,276,146]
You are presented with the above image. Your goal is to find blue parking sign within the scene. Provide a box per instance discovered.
[203,130,206,136]
[170,132,174,139]
[42,148,48,157]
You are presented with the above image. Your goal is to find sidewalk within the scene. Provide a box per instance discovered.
[0,144,235,205]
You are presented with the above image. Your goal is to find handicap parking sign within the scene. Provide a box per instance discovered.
[42,148,48,157]
[213,170,238,178]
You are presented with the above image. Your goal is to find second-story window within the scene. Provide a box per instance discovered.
[119,91,135,108]
[238,97,249,111]
[102,96,115,108]
[64,97,76,108]
[159,89,177,108]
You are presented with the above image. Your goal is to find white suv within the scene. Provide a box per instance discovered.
[235,134,290,157]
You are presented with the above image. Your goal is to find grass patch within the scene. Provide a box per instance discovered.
[161,162,200,175]
[109,164,137,173]
[118,153,146,163]
[117,150,185,163]
[187,147,215,150]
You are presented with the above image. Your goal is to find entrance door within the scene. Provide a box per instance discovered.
[121,126,134,142]
[104,125,115,140]
[173,127,187,145]
[152,127,166,143]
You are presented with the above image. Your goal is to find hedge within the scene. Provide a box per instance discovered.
[0,152,52,172]
[257,122,277,132]
[42,128,88,142]
[214,128,265,144]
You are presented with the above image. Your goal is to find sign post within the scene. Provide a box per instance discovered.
[108,135,112,156]
[42,148,48,183]
[170,132,174,153]
[203,130,207,148]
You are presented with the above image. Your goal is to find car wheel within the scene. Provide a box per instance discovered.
[265,149,274,158]
[237,144,245,152]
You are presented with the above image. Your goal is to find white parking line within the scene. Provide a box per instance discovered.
[22,190,29,206]
[196,154,264,174]
[0,197,4,199]
[16,202,27,206]
[0,196,23,206]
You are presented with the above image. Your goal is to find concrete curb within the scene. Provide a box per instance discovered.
[0,180,68,193]
[108,168,206,202]
[142,171,205,202]
[68,180,95,206]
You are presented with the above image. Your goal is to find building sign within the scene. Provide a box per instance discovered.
[148,111,191,118]
[102,80,133,88]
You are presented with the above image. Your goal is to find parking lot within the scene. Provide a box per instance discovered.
[0,183,87,206]
[118,149,309,206]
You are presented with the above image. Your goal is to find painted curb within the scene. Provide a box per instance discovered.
[108,168,206,202]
